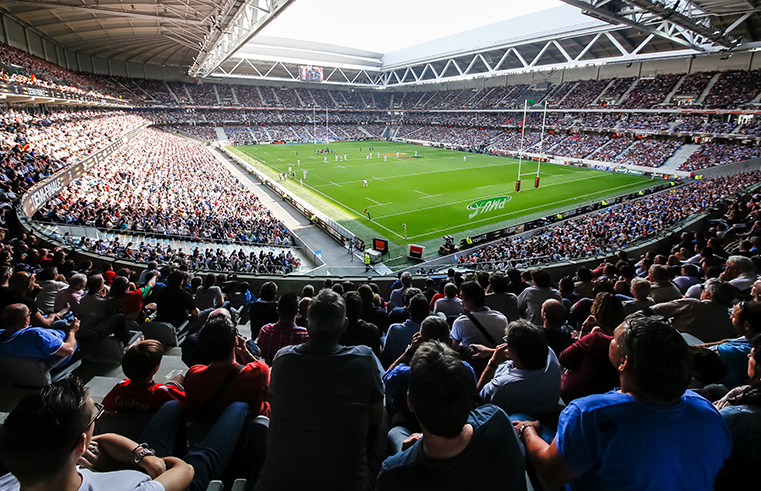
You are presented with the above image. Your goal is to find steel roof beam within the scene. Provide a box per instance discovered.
[2,0,206,25]
[189,0,296,78]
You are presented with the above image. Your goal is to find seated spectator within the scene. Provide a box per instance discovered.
[34,266,68,315]
[0,303,128,365]
[651,278,736,343]
[53,273,86,313]
[0,377,246,491]
[559,293,624,403]
[184,314,270,421]
[194,274,225,311]
[78,274,109,321]
[484,272,520,322]
[248,281,278,339]
[383,316,470,453]
[720,255,759,297]
[706,300,761,389]
[256,290,385,491]
[377,341,526,491]
[341,290,381,358]
[478,319,562,417]
[0,271,68,328]
[359,283,389,334]
[382,293,430,368]
[713,334,761,490]
[257,292,309,365]
[541,299,574,356]
[514,312,731,490]
[673,264,702,294]
[432,283,463,319]
[388,272,412,310]
[648,264,682,303]
[103,340,185,413]
[106,275,155,321]
[622,277,655,315]
[574,267,595,299]
[518,269,562,326]
[155,270,199,328]
[451,281,508,349]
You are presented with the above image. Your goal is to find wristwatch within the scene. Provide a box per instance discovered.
[131,443,156,466]
[517,423,532,439]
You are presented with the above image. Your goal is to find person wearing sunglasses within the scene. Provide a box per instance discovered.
[0,377,248,491]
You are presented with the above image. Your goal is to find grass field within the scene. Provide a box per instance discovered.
[232,140,655,260]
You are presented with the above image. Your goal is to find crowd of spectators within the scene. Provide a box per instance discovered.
[556,79,610,108]
[37,128,292,249]
[461,170,759,266]
[621,73,682,109]
[703,69,761,109]
[680,143,761,172]
[613,139,681,167]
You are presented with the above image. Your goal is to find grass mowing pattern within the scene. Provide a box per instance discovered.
[234,140,655,253]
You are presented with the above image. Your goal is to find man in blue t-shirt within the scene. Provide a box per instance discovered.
[0,303,77,365]
[514,312,732,491]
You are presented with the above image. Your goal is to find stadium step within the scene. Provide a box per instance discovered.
[661,143,701,170]
[696,73,721,104]
[664,73,688,104]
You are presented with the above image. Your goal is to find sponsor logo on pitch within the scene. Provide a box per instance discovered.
[467,196,511,219]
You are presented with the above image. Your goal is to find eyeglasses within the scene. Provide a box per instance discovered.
[86,402,105,430]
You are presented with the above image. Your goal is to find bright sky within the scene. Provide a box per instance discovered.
[259,0,564,53]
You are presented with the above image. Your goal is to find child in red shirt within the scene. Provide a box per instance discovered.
[103,339,185,413]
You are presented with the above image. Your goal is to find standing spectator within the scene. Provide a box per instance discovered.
[249,281,279,339]
[518,269,562,326]
[257,292,309,366]
[256,290,385,491]
[484,272,520,322]
[432,283,463,319]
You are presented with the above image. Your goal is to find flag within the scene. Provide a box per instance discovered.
[527,99,534,105]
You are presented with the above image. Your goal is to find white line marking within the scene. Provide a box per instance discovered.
[476,185,495,190]
[413,189,431,197]
[372,176,386,181]
[366,197,382,205]
[420,193,443,199]
[336,165,347,169]
[330,181,342,187]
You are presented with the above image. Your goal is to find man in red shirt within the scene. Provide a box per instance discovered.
[184,313,270,421]
[257,292,309,365]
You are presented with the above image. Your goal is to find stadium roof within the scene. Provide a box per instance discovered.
[1,0,759,83]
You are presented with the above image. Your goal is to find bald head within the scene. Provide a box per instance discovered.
[0,303,30,334]
[541,299,567,330]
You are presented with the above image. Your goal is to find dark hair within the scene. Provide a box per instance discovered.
[737,301,761,336]
[301,284,315,298]
[277,292,299,319]
[618,313,693,402]
[260,281,278,301]
[505,320,549,370]
[332,283,344,296]
[198,315,237,361]
[202,274,216,289]
[109,276,129,298]
[166,270,186,289]
[459,281,485,308]
[122,340,165,381]
[576,266,592,282]
[344,291,362,322]
[420,316,450,342]
[408,341,476,438]
[408,293,431,322]
[531,269,551,288]
[0,378,91,484]
[489,272,509,294]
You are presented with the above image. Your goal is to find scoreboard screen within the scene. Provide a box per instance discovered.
[299,65,323,82]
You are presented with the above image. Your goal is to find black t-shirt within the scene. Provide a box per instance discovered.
[0,289,38,316]
[156,288,196,328]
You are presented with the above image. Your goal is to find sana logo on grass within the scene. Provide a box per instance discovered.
[467,196,511,219]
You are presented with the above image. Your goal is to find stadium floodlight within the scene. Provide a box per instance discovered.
[189,0,296,79]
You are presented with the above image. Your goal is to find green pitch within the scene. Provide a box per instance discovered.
[232,140,654,255]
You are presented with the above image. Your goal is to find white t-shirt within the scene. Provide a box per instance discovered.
[0,468,165,491]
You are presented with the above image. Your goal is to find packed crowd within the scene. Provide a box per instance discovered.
[680,143,761,172]
[462,170,759,265]
[1,212,760,489]
[0,109,146,196]
[36,128,292,248]
[612,139,681,168]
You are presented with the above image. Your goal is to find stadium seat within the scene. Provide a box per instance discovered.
[86,330,142,364]
[94,411,154,442]
[140,320,189,347]
[0,356,82,388]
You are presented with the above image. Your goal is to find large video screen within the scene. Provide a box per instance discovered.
[299,65,324,82]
